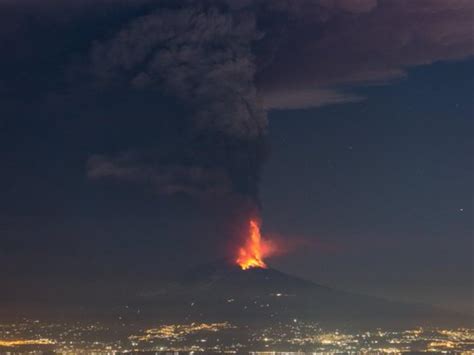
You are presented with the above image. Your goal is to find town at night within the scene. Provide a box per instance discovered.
[1,319,473,353]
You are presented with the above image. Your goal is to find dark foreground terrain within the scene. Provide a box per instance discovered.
[133,260,470,329]
[1,261,471,353]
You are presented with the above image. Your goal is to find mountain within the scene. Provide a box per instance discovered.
[135,259,469,328]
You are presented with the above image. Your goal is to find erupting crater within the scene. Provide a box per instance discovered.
[236,219,275,270]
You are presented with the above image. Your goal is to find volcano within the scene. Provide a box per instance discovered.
[138,259,468,329]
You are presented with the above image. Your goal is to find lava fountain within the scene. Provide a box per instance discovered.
[236,219,275,270]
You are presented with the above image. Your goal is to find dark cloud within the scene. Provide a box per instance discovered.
[257,0,474,108]
[90,4,266,138]
[81,2,269,211]
[262,88,363,110]
[3,0,472,111]
[87,153,232,198]
[1,0,473,208]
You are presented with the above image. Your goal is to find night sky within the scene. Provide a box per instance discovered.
[0,0,472,314]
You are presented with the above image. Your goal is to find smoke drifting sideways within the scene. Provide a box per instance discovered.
[82,0,473,257]
[2,0,472,261]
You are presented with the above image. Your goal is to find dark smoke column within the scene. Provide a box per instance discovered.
[88,2,268,255]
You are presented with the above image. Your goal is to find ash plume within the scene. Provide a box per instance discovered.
[83,0,473,204]
[87,2,268,206]
[1,0,471,258]
[90,4,266,138]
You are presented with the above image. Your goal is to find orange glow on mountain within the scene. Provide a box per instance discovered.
[236,219,274,270]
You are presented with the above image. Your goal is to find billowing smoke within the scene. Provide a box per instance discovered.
[87,2,268,211]
[1,0,471,261]
[90,4,266,138]
[79,0,473,257]
[256,0,474,109]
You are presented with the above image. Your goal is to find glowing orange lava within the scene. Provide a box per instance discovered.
[236,219,271,270]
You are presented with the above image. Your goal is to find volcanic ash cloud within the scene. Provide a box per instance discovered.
[88,4,268,206]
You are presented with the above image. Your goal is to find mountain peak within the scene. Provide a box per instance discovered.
[178,258,324,295]
[137,261,469,328]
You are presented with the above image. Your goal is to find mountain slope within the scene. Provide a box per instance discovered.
[136,260,469,328]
